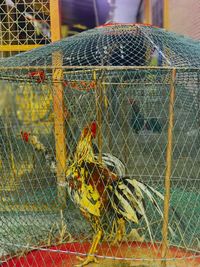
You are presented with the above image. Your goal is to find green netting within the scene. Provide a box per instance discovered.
[0,23,200,69]
[0,24,200,266]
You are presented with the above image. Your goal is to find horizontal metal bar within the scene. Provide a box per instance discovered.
[0,203,61,212]
[0,44,44,51]
[0,65,199,71]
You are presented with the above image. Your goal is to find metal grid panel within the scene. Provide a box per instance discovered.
[0,0,51,57]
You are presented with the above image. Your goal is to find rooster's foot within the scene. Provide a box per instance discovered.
[75,255,98,266]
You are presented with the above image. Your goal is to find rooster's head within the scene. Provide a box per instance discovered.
[21,131,30,142]
[83,121,97,139]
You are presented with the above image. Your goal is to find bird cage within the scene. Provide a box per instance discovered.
[0,24,200,267]
[0,0,51,59]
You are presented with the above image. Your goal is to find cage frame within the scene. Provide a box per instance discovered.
[0,63,200,266]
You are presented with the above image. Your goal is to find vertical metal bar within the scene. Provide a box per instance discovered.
[123,100,128,173]
[93,70,103,162]
[52,60,67,208]
[144,0,152,24]
[161,68,176,267]
[5,109,16,191]
[197,71,200,127]
[103,82,111,151]
[98,84,103,163]
[4,4,13,57]
[104,83,112,151]
[50,0,61,41]
[163,0,169,30]
[50,0,67,208]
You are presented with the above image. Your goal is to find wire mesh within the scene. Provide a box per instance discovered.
[0,24,199,266]
[0,0,50,58]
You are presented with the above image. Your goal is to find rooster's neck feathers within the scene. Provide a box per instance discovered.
[74,133,95,162]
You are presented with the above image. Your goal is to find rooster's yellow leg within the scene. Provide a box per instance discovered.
[111,218,126,245]
[76,229,102,266]
[105,219,117,241]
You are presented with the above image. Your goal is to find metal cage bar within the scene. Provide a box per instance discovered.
[50,0,67,208]
[163,0,169,30]
[161,68,176,266]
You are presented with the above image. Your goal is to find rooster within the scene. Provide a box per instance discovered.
[129,99,163,134]
[21,122,173,266]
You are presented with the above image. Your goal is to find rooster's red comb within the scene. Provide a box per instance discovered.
[21,131,30,142]
[90,121,97,138]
